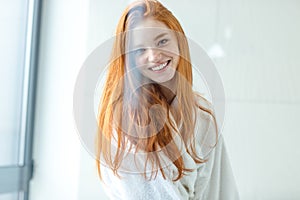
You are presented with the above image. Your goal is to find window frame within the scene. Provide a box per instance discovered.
[0,0,42,199]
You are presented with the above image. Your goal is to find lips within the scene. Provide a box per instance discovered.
[149,60,171,72]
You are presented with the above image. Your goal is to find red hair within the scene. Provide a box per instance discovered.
[96,0,215,181]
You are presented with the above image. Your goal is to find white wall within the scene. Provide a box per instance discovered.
[217,1,300,199]
[29,0,300,199]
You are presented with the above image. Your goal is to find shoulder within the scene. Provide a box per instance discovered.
[193,93,219,159]
[194,93,213,115]
[193,93,215,130]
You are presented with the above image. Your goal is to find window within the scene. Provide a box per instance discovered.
[0,0,41,199]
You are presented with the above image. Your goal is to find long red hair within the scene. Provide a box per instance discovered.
[96,0,215,181]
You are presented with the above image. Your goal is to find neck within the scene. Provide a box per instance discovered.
[159,76,177,104]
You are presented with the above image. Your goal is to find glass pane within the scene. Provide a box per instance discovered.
[0,1,28,165]
[0,192,18,200]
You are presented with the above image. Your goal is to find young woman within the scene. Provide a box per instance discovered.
[96,0,239,199]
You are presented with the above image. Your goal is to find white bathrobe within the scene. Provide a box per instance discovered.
[100,97,240,200]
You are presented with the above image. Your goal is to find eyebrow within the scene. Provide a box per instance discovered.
[154,32,169,41]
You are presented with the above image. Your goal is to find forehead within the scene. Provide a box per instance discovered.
[134,18,168,29]
[127,18,174,47]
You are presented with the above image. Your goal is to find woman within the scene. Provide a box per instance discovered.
[96,0,239,199]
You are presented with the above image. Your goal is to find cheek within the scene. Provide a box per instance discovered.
[174,56,180,69]
[135,56,145,67]
[165,44,179,58]
[169,50,179,61]
[171,53,180,69]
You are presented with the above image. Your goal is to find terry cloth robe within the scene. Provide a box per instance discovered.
[100,97,240,200]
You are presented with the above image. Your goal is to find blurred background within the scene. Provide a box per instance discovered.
[0,0,299,199]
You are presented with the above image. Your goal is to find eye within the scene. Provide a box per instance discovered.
[158,39,169,46]
[133,48,146,56]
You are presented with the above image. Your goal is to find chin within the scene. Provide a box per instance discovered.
[153,73,176,84]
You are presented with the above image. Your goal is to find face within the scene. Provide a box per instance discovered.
[126,18,180,84]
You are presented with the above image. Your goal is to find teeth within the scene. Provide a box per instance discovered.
[151,61,168,71]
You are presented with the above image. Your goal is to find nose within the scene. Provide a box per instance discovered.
[147,48,161,62]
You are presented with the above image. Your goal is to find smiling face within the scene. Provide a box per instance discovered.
[126,18,180,84]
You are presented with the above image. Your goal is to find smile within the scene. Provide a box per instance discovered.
[150,60,170,72]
